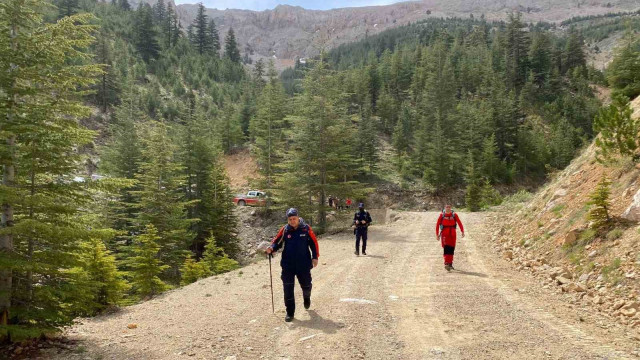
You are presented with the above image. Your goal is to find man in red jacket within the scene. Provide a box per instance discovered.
[435,204,465,272]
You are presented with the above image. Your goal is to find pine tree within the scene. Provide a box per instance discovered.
[217,104,244,154]
[57,0,79,18]
[593,95,638,162]
[479,134,506,183]
[376,89,398,134]
[392,102,413,155]
[224,27,241,63]
[132,121,195,279]
[357,104,380,175]
[180,256,209,285]
[528,31,552,86]
[550,118,576,168]
[118,0,131,11]
[134,4,160,62]
[465,152,482,212]
[180,98,239,257]
[276,58,361,230]
[204,159,240,257]
[607,39,640,99]
[165,3,181,48]
[100,84,146,244]
[129,225,170,298]
[0,1,103,336]
[83,238,129,312]
[153,0,166,23]
[250,62,287,202]
[192,3,211,55]
[480,179,502,208]
[587,175,611,229]
[208,19,220,54]
[201,236,238,275]
[563,26,586,74]
[94,31,120,113]
[253,58,266,87]
[505,12,530,92]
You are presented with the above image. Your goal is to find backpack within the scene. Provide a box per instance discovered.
[439,210,457,231]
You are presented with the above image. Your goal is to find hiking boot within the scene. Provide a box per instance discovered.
[285,314,294,322]
[362,251,367,256]
[304,297,311,310]
[450,264,455,270]
[354,250,359,256]
[444,264,452,272]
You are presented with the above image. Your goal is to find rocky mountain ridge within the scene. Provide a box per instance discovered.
[133,0,639,64]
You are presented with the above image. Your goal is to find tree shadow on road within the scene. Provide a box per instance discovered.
[291,310,342,334]
[453,269,488,278]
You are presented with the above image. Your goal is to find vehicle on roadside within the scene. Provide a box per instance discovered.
[233,190,267,206]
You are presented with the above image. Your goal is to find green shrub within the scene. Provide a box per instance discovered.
[504,189,533,204]
[180,257,210,286]
[480,180,503,208]
[551,204,567,218]
[579,228,597,243]
[606,228,624,241]
[602,258,623,284]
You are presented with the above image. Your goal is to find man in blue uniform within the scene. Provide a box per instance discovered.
[352,203,372,256]
[266,208,319,322]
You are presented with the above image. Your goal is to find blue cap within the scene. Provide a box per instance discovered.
[358,203,364,208]
[286,208,298,217]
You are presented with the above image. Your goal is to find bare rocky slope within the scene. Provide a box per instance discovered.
[491,95,640,342]
[134,0,639,66]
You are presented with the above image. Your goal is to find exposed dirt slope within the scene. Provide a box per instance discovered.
[491,95,640,342]
[224,148,258,192]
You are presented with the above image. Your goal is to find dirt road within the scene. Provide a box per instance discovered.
[49,212,635,360]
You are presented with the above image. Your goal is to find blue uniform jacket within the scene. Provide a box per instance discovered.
[270,220,319,271]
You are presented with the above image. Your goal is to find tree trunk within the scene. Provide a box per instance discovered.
[1,20,18,327]
[0,136,15,327]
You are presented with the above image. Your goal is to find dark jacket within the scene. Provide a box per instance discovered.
[270,220,319,271]
[353,210,372,229]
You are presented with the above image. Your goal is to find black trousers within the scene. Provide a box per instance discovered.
[443,245,455,265]
[281,268,312,316]
[356,227,368,252]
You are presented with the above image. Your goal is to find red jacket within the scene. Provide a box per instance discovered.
[436,211,464,247]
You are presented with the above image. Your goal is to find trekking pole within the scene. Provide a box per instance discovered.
[268,253,275,313]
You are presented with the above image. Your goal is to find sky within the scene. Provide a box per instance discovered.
[173,0,406,11]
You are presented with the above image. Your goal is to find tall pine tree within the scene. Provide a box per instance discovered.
[0,1,104,337]
[224,27,241,63]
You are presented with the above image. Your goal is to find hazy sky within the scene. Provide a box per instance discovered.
[173,0,405,11]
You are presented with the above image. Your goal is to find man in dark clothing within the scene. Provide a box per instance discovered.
[352,203,372,256]
[266,208,319,322]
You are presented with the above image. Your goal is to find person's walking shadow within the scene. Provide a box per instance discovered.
[452,269,488,278]
[292,310,343,334]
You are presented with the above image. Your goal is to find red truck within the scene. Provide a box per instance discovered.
[233,190,267,206]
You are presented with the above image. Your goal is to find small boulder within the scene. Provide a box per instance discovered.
[613,300,626,311]
[574,283,587,292]
[562,230,579,247]
[622,308,637,317]
[556,276,571,285]
[622,188,640,222]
